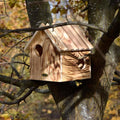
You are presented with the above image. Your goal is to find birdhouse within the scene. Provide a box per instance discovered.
[24,24,93,82]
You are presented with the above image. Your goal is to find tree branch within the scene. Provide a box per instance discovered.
[92,8,120,80]
[0,91,15,100]
[34,88,50,94]
[0,75,49,105]
[0,21,106,38]
[0,87,36,105]
[96,8,120,55]
[0,61,30,68]
[115,70,120,77]
[113,77,120,83]
[0,74,46,88]
[2,35,31,57]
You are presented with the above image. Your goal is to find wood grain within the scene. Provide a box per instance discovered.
[28,25,92,82]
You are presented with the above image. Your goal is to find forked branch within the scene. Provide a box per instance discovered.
[0,87,36,105]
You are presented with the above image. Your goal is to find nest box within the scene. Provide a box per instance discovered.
[25,24,93,82]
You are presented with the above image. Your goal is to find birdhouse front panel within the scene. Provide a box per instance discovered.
[30,31,62,81]
[25,25,93,82]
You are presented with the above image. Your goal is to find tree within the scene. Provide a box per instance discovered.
[0,0,120,120]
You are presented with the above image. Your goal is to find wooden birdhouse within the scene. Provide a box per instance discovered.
[24,24,93,82]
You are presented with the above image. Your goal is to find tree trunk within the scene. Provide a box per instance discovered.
[26,0,120,119]
[26,0,52,28]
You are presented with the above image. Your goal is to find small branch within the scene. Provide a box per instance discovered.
[0,87,36,105]
[0,62,9,65]
[112,82,120,85]
[0,91,15,100]
[0,21,106,38]
[10,64,23,79]
[115,70,120,77]
[15,88,26,98]
[2,35,31,57]
[34,88,50,94]
[3,0,8,16]
[96,8,120,55]
[12,61,30,68]
[113,77,120,83]
[0,61,30,68]
[112,76,120,85]
[61,49,92,53]
[0,104,5,114]
[10,53,29,78]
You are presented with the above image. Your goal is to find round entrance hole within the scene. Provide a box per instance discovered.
[77,58,85,69]
[35,44,43,57]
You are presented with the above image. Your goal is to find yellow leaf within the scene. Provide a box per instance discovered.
[60,8,67,15]
[55,0,60,2]
[47,110,52,114]
[9,0,16,8]
[51,7,59,14]
[114,37,120,46]
[0,114,10,120]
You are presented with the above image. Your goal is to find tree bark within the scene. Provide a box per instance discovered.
[25,0,52,28]
[26,0,120,119]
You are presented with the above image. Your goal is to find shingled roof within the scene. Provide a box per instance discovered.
[24,24,93,52]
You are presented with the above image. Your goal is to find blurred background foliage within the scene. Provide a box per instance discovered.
[0,0,120,120]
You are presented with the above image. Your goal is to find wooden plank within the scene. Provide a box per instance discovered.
[55,27,78,50]
[72,25,93,49]
[45,28,67,50]
[62,25,86,49]
[49,27,68,50]
[44,29,61,52]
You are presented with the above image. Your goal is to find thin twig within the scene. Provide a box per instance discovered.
[0,91,15,100]
[3,0,8,16]
[2,35,31,57]
[15,88,26,98]
[10,53,29,78]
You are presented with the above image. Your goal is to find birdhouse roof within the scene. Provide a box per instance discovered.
[24,24,93,52]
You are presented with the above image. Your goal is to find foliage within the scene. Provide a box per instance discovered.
[0,89,60,120]
[50,0,87,22]
[0,0,30,77]
[104,85,120,120]
[51,0,87,15]
[0,0,31,118]
[8,0,25,9]
[0,0,120,120]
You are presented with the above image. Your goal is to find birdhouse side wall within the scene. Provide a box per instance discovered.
[61,51,91,81]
